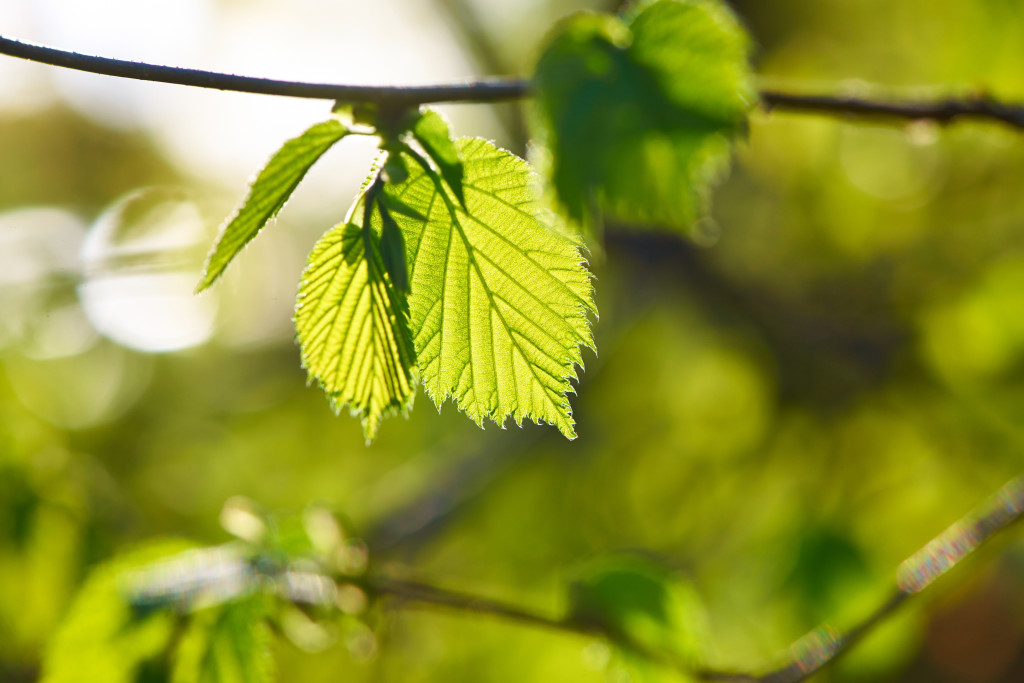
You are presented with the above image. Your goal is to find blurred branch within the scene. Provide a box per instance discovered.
[365,575,706,674]
[124,472,1024,681]
[4,34,1024,128]
[368,575,594,635]
[364,435,541,553]
[365,473,1024,682]
[713,472,1024,682]
[605,231,904,403]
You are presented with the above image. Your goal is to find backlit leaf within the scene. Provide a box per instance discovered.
[196,118,350,292]
[295,214,417,442]
[531,0,754,233]
[385,138,595,438]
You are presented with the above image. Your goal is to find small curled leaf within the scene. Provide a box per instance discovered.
[196,119,349,292]
[411,109,467,208]
[378,202,408,293]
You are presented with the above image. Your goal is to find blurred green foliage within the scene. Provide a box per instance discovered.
[532,0,753,232]
[1,0,1024,682]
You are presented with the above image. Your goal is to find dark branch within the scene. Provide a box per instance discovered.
[0,34,527,106]
[760,90,1024,129]
[3,34,1024,129]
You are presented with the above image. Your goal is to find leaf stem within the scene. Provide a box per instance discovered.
[3,33,1024,129]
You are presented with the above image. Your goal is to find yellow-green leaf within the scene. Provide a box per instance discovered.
[197,119,349,292]
[386,138,595,439]
[295,218,417,442]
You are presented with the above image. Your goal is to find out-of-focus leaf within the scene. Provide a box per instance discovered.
[785,528,874,622]
[385,138,596,438]
[295,218,417,442]
[531,0,754,233]
[171,596,274,683]
[410,109,466,208]
[41,539,196,683]
[196,119,350,292]
[568,555,707,667]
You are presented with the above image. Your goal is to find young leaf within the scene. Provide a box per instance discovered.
[42,539,196,683]
[295,218,417,442]
[171,596,274,683]
[410,109,466,208]
[196,119,350,292]
[386,138,595,439]
[531,0,755,233]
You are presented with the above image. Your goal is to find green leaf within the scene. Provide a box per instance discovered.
[42,539,196,683]
[531,0,755,233]
[568,555,707,668]
[410,109,466,208]
[295,213,417,443]
[172,596,274,683]
[386,138,595,439]
[196,118,350,292]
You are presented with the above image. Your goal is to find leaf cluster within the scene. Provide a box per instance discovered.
[191,0,751,441]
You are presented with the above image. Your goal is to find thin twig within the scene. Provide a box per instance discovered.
[366,575,720,676]
[367,576,593,635]
[3,34,1024,129]
[0,34,527,106]
[760,90,1024,129]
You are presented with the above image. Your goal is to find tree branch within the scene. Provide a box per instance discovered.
[759,90,1024,129]
[3,33,1024,129]
[367,576,593,636]
[0,34,527,106]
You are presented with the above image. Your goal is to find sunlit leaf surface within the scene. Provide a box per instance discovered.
[197,119,350,292]
[385,138,596,438]
[295,219,417,442]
